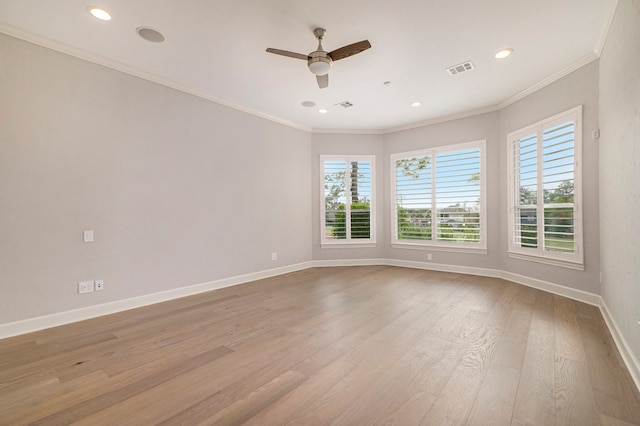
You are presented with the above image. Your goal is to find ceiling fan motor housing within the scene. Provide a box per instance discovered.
[308,51,332,76]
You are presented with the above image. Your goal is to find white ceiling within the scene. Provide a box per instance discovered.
[0,0,616,132]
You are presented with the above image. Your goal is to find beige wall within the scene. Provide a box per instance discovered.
[599,0,640,364]
[0,34,312,324]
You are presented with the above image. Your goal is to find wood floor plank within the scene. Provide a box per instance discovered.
[466,286,537,424]
[148,334,324,425]
[554,296,601,426]
[332,345,434,424]
[512,290,557,426]
[245,358,357,425]
[466,365,521,425]
[28,345,233,425]
[194,369,308,425]
[420,282,521,424]
[0,266,637,425]
[71,334,312,425]
[579,310,640,424]
[600,413,640,426]
[286,343,409,424]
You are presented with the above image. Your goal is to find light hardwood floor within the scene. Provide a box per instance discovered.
[1,266,639,425]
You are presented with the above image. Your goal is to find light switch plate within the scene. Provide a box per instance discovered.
[83,230,94,242]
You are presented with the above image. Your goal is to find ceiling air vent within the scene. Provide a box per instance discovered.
[446,61,475,76]
[334,101,354,109]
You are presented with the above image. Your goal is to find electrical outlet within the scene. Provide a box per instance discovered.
[83,230,94,243]
[95,280,104,291]
[427,253,433,261]
[79,280,94,294]
[271,252,278,261]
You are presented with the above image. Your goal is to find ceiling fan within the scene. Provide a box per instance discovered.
[266,28,371,89]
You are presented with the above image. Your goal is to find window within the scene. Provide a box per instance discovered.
[391,140,486,252]
[321,156,375,246]
[507,106,583,269]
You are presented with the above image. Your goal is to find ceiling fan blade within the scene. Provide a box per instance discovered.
[328,40,371,61]
[266,48,308,60]
[316,74,328,89]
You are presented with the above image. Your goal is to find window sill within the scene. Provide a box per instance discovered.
[508,251,584,271]
[391,243,487,255]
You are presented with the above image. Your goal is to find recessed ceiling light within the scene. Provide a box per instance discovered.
[410,101,422,107]
[301,101,316,108]
[383,81,392,86]
[495,48,513,59]
[319,108,328,114]
[88,7,111,21]
[137,27,165,43]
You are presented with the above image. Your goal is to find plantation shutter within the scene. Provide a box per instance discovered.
[394,155,433,240]
[508,106,582,266]
[434,148,481,243]
[350,161,372,239]
[392,140,485,249]
[321,157,374,243]
[542,120,576,253]
[513,133,538,248]
[323,161,347,239]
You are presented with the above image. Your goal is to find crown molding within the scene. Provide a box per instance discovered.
[0,10,613,137]
[383,106,501,134]
[0,23,312,134]
[497,52,599,110]
[312,128,385,135]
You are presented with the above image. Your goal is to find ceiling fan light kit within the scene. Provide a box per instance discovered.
[308,53,331,76]
[266,27,371,89]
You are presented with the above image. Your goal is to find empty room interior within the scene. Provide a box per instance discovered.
[1,0,639,424]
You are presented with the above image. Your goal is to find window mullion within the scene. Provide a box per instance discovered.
[344,161,351,240]
[536,128,544,253]
[512,140,519,249]
[431,152,437,242]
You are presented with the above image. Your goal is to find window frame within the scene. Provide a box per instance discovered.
[506,106,584,270]
[320,155,376,247]
[390,140,487,253]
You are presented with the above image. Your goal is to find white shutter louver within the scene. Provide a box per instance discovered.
[435,148,481,243]
[394,155,432,240]
[321,157,375,244]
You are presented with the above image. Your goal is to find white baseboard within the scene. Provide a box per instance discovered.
[0,261,314,339]
[314,258,602,306]
[383,258,503,279]
[1,257,637,395]
[599,300,640,393]
[499,270,601,306]
[0,258,602,339]
[313,258,387,267]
